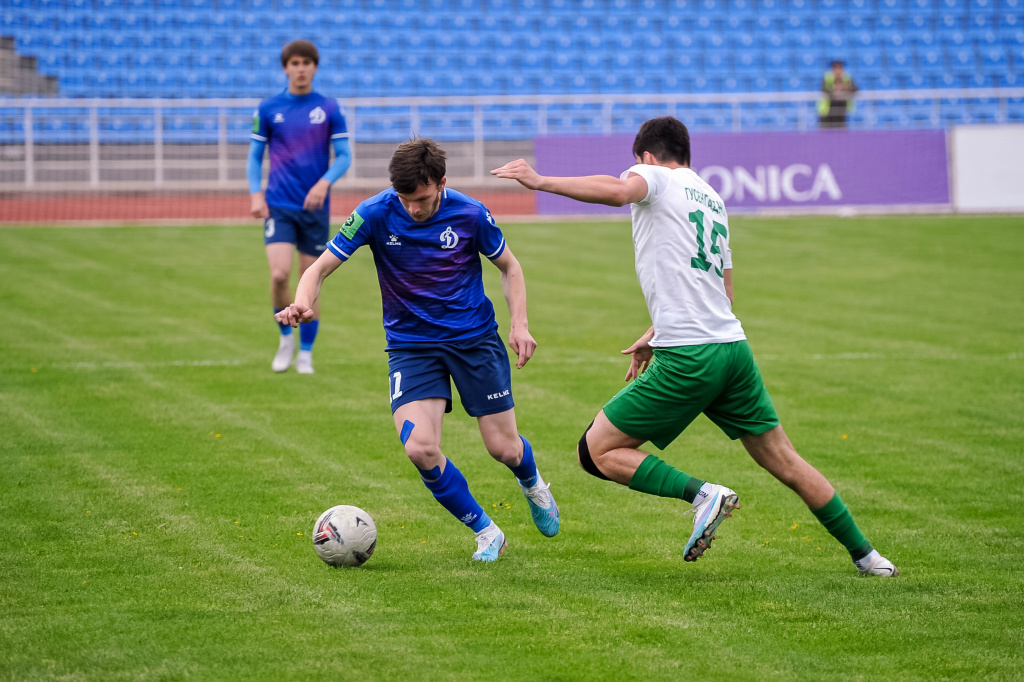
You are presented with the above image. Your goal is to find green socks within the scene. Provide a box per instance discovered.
[629,458,873,560]
[811,492,873,560]
[628,455,705,504]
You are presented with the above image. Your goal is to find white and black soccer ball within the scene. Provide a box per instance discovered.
[312,505,377,567]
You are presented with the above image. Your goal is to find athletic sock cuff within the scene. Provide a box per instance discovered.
[682,477,705,504]
[811,492,872,558]
[629,455,698,502]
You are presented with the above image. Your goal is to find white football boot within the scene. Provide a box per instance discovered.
[296,349,314,375]
[854,549,900,577]
[272,334,296,373]
[472,521,507,562]
[683,484,739,562]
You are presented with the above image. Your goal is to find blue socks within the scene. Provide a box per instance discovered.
[273,308,292,336]
[299,319,319,352]
[418,458,491,533]
[507,435,538,487]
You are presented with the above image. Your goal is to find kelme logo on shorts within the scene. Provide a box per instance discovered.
[341,210,364,239]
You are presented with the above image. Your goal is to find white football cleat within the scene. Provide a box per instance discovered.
[272,334,295,373]
[683,484,739,562]
[296,349,314,375]
[472,522,507,563]
[854,549,900,577]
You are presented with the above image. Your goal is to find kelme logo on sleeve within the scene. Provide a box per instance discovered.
[341,210,365,239]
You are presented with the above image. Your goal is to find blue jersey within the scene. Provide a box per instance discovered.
[250,90,348,212]
[327,188,508,348]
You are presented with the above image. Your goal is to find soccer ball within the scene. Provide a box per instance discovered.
[312,505,377,567]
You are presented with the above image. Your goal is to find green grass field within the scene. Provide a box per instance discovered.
[2,214,1023,680]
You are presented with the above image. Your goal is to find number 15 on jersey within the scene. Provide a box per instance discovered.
[688,209,728,278]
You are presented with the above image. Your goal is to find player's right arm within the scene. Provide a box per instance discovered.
[248,105,270,218]
[276,203,373,327]
[276,250,344,327]
[247,139,269,218]
[491,159,648,207]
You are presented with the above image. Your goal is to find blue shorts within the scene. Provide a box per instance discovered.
[264,206,330,257]
[387,332,515,417]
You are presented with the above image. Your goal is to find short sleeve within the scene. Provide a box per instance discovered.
[251,102,269,142]
[329,101,349,140]
[328,203,372,261]
[620,164,660,205]
[476,205,506,260]
[722,241,733,270]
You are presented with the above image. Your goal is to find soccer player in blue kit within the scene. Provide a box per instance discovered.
[276,139,560,562]
[248,40,352,374]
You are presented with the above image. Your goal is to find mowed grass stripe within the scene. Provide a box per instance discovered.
[1,216,1023,680]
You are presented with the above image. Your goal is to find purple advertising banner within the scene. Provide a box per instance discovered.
[534,130,950,214]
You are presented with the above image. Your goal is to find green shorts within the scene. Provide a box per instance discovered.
[603,340,780,450]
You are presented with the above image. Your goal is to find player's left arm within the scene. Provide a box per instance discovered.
[724,268,734,306]
[491,246,537,369]
[491,159,648,207]
[303,138,352,212]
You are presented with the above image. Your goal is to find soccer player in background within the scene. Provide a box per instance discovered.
[492,117,898,576]
[276,138,560,562]
[248,40,351,374]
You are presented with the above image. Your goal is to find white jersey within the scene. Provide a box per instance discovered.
[622,163,746,347]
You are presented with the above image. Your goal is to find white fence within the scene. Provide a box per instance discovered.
[1,88,1022,192]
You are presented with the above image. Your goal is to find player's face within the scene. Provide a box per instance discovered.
[397,178,446,222]
[284,56,317,94]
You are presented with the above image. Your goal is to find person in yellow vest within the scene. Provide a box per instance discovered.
[819,60,857,129]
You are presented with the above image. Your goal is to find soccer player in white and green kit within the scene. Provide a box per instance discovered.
[492,117,898,576]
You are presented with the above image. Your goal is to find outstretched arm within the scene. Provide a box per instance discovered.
[491,246,537,369]
[275,250,345,327]
[491,159,649,207]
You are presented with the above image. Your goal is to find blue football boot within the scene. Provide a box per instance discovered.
[519,472,560,538]
[472,522,507,562]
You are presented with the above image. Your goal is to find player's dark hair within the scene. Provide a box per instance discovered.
[632,117,691,166]
[389,138,447,194]
[280,40,319,67]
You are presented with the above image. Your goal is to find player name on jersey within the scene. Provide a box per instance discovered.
[684,187,725,216]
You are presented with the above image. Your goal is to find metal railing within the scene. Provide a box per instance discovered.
[1,88,1021,192]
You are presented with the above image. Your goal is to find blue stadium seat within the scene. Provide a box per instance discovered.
[855,51,885,75]
[734,51,761,74]
[937,0,965,12]
[704,53,730,75]
[920,48,946,71]
[887,50,915,75]
[949,48,979,74]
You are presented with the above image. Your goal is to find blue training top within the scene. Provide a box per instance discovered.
[327,188,507,349]
[250,90,348,212]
